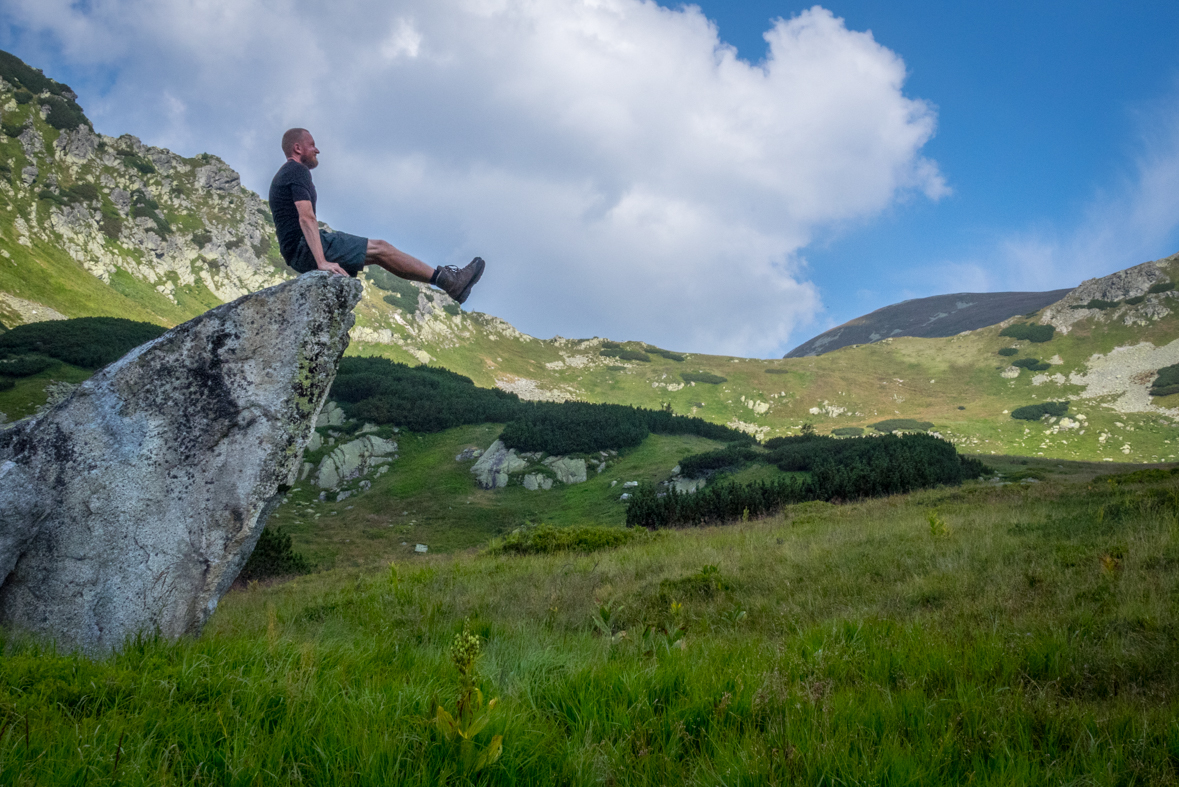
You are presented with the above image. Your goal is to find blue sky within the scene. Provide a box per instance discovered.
[3,1,1178,356]
[682,1,1179,322]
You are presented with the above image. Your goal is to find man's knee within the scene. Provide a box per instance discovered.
[368,239,393,257]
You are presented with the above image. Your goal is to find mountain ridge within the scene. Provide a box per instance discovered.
[1,48,1177,466]
[787,288,1074,357]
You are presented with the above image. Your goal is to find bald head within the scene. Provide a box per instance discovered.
[281,128,311,158]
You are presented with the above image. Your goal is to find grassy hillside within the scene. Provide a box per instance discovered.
[2,47,1176,464]
[1,464,1176,784]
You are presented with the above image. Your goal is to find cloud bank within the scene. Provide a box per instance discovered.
[3,1,946,356]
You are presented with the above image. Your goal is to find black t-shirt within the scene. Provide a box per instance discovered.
[268,159,317,263]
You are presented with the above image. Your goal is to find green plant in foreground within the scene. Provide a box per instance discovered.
[927,509,950,538]
[591,598,628,644]
[432,623,503,774]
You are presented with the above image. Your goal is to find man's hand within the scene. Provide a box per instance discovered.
[317,259,348,276]
[295,199,347,276]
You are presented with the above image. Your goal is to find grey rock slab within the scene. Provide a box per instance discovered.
[548,457,587,484]
[470,440,529,489]
[314,435,398,489]
[0,272,362,654]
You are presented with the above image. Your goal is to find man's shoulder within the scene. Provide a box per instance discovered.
[273,159,312,185]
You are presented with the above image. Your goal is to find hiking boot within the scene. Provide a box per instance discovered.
[434,257,485,305]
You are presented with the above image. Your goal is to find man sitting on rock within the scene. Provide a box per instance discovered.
[268,127,485,303]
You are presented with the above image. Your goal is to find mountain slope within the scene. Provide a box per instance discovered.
[786,288,1073,357]
[1,49,1177,466]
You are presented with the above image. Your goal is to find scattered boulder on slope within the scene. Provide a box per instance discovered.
[311,435,398,489]
[471,440,529,488]
[0,272,362,654]
[544,456,587,484]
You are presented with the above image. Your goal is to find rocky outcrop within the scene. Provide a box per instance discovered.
[543,456,587,484]
[470,439,591,489]
[0,272,362,654]
[1041,257,1176,334]
[311,435,398,489]
[471,440,529,488]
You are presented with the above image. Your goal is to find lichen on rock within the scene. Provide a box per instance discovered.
[0,272,362,654]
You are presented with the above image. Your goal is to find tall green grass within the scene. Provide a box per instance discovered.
[1,470,1177,784]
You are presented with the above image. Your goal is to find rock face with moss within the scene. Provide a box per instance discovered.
[0,272,362,654]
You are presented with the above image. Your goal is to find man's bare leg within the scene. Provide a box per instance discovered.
[363,239,433,283]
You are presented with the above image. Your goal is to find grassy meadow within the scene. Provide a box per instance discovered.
[2,463,1178,785]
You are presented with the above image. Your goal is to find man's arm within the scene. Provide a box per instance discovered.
[295,200,347,276]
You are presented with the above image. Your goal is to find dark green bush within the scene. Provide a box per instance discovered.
[0,376,13,392]
[99,208,123,240]
[333,356,520,433]
[871,419,933,433]
[1012,358,1050,371]
[131,189,170,236]
[63,182,98,203]
[487,523,644,555]
[119,150,157,175]
[999,323,1055,343]
[601,341,622,350]
[500,401,748,454]
[677,446,762,477]
[647,348,685,362]
[1150,363,1179,398]
[1148,281,1175,294]
[37,189,66,206]
[13,89,32,105]
[1010,401,1069,421]
[191,231,212,248]
[0,118,25,138]
[1069,299,1120,311]
[629,432,987,529]
[681,372,726,385]
[831,427,864,436]
[1124,295,1146,306]
[43,95,89,131]
[333,356,752,451]
[238,526,311,582]
[0,354,56,377]
[765,368,791,375]
[367,267,420,310]
[600,348,650,362]
[997,347,1019,357]
[0,49,64,97]
[0,317,166,368]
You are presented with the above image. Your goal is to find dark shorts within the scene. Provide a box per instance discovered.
[289,230,369,277]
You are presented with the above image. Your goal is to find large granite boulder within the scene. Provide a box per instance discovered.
[0,272,362,654]
[544,456,587,484]
[470,440,529,488]
[313,435,398,489]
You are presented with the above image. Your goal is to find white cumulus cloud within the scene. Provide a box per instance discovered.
[2,0,945,356]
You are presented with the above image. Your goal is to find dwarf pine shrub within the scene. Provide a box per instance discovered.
[999,323,1055,342]
[1150,363,1179,397]
[0,317,165,368]
[238,526,311,581]
[1010,401,1069,421]
[871,418,934,433]
[997,347,1019,357]
[680,371,726,385]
